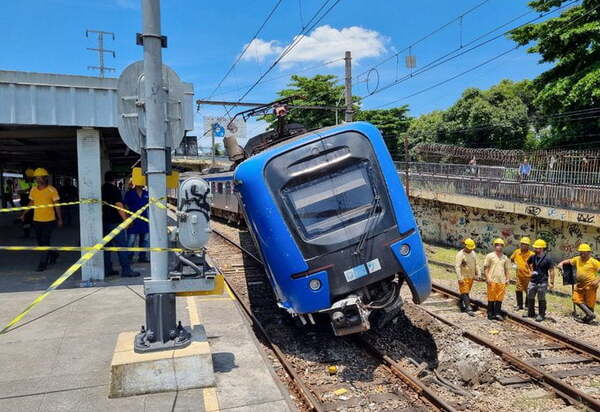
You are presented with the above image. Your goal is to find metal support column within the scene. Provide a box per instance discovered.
[344,50,353,122]
[77,128,104,282]
[134,0,190,352]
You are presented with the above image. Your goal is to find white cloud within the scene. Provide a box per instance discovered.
[242,39,284,63]
[240,25,386,67]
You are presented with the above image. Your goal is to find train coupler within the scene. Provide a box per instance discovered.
[324,295,371,336]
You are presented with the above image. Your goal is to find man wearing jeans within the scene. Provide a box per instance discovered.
[123,183,149,263]
[525,239,555,322]
[102,171,140,278]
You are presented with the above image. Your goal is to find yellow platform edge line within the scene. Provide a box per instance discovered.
[186,296,220,411]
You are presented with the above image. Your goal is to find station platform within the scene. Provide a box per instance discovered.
[0,219,293,411]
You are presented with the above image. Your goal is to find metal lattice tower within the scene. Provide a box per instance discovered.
[85,29,116,77]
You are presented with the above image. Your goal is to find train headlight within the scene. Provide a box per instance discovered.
[400,244,411,256]
[309,279,322,291]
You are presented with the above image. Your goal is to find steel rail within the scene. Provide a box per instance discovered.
[418,304,600,411]
[211,227,456,411]
[210,229,324,412]
[430,281,600,363]
[356,337,457,412]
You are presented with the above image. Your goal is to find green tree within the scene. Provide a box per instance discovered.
[407,80,535,149]
[355,106,411,159]
[406,110,445,151]
[260,74,359,130]
[510,0,600,145]
[212,142,223,156]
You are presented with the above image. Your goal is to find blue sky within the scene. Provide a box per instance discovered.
[2,0,564,146]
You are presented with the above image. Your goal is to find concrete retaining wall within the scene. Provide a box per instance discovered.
[411,197,600,261]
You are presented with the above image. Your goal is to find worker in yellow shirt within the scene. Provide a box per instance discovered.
[510,237,534,310]
[20,168,63,272]
[484,238,511,321]
[455,238,480,316]
[559,244,600,324]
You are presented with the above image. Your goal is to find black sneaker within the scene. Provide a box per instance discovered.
[122,271,141,278]
[105,270,119,277]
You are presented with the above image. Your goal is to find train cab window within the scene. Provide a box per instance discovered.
[282,163,378,239]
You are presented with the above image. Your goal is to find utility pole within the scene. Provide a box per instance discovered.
[404,135,410,197]
[85,29,116,77]
[211,123,216,167]
[344,51,353,122]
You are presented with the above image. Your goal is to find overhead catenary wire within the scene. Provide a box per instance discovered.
[370,0,595,109]
[205,0,284,100]
[360,0,580,100]
[355,0,494,79]
[203,0,343,135]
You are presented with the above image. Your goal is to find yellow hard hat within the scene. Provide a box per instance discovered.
[493,238,505,246]
[532,239,547,249]
[578,243,592,252]
[25,168,35,178]
[33,168,49,177]
[520,237,531,246]
[464,238,476,250]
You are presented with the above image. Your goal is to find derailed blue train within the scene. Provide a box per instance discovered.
[204,121,431,335]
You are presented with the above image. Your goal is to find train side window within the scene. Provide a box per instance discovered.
[217,183,223,194]
[211,182,216,193]
[225,181,231,194]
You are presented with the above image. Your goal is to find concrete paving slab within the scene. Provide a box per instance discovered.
[0,222,293,411]
[195,297,294,412]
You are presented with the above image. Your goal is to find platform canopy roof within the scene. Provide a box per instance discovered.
[0,70,194,174]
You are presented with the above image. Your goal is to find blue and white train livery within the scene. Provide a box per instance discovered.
[205,121,431,335]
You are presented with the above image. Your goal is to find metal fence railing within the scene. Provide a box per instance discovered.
[396,162,600,212]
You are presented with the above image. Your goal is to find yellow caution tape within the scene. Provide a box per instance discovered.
[0,245,195,253]
[0,198,98,213]
[102,201,151,224]
[0,202,150,334]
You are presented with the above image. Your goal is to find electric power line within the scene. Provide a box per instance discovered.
[360,0,580,100]
[205,0,284,100]
[369,0,594,108]
[355,0,494,79]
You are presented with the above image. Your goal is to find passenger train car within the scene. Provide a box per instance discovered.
[203,122,431,336]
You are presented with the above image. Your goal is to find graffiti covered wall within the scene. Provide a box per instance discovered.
[412,197,600,260]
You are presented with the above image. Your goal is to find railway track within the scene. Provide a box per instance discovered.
[417,282,600,410]
[208,222,452,412]
[207,222,596,411]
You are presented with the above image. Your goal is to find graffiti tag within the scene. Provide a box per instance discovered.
[577,213,595,224]
[568,224,582,238]
[525,205,541,216]
[494,202,505,210]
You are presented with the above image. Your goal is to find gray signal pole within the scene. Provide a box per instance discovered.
[134,0,188,353]
[344,51,353,122]
[86,29,116,77]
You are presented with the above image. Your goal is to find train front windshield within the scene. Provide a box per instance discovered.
[282,162,378,239]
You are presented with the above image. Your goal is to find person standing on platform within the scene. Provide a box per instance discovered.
[455,238,480,316]
[102,171,140,278]
[525,239,555,322]
[3,179,15,208]
[21,168,62,272]
[60,178,78,226]
[559,244,600,324]
[510,237,534,310]
[17,168,35,238]
[123,181,150,264]
[484,238,511,321]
